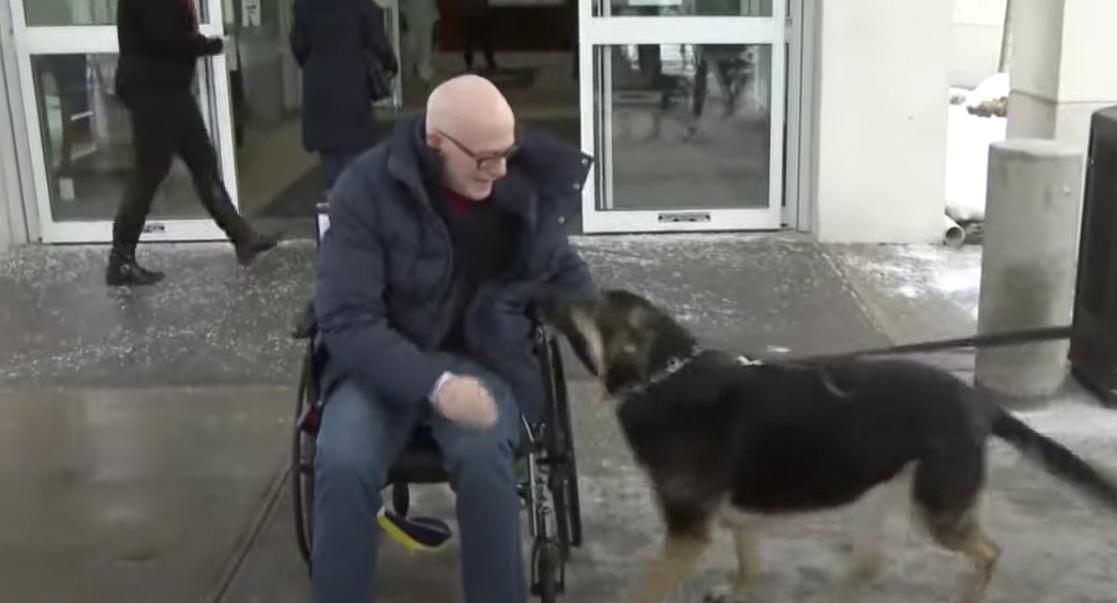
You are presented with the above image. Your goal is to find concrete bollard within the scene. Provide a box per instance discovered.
[975,139,1082,403]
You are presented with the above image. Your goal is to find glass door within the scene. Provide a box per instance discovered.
[578,0,786,233]
[9,0,238,243]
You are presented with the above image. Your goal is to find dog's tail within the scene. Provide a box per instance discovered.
[991,408,1117,513]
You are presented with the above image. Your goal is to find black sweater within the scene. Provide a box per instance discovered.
[115,0,220,99]
[434,189,518,352]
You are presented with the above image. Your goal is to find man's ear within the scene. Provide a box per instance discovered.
[424,129,441,150]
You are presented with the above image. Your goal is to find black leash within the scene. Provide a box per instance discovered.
[771,325,1073,364]
[743,324,1073,399]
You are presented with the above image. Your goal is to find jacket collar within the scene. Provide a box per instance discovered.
[386,113,595,226]
[386,114,442,213]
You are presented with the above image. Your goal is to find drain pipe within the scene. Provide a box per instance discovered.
[943,214,966,248]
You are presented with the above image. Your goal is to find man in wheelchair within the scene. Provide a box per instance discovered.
[310,74,595,603]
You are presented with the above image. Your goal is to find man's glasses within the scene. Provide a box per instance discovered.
[435,129,519,171]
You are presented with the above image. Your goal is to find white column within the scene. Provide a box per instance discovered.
[812,0,951,243]
[1,52,26,249]
[975,140,1082,401]
[0,179,12,252]
[1008,0,1117,153]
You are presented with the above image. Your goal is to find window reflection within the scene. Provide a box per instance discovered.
[23,0,208,27]
[596,43,772,211]
[32,54,210,222]
[597,0,773,17]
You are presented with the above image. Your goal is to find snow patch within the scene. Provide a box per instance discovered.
[946,106,1006,222]
[843,245,983,320]
[945,73,1010,223]
[965,72,1010,108]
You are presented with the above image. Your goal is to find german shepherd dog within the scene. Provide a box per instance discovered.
[541,288,1117,603]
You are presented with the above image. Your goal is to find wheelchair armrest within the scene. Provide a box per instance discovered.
[292,299,318,340]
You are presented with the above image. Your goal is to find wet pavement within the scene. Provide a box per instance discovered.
[0,242,315,388]
[0,386,290,603]
[2,236,1116,603]
[0,234,887,387]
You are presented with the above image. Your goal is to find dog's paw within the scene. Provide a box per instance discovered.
[703,584,760,603]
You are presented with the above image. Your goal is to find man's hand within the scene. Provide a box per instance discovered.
[432,374,498,431]
[202,36,225,56]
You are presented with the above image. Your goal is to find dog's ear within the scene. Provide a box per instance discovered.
[567,303,605,377]
[626,303,655,332]
[531,290,602,377]
[530,288,579,332]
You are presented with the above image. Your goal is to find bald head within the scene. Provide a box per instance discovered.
[424,75,517,200]
[426,75,514,140]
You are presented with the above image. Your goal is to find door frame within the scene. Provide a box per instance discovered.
[8,0,238,243]
[577,0,791,233]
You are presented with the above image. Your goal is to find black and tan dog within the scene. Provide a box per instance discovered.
[542,288,1117,603]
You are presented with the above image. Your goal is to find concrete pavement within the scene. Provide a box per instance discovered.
[0,386,290,603]
[2,236,1115,603]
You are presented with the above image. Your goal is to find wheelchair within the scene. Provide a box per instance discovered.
[290,202,584,602]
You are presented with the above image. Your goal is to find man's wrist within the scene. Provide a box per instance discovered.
[428,371,454,405]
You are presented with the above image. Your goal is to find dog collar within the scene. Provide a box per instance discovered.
[614,347,704,398]
[612,350,765,399]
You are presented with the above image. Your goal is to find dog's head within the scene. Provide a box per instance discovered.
[540,289,698,395]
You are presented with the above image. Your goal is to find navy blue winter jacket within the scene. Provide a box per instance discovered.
[314,114,595,421]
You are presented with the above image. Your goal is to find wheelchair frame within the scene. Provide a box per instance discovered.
[290,202,584,602]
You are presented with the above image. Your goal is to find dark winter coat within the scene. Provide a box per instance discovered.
[115,0,223,100]
[290,0,399,153]
[314,114,595,422]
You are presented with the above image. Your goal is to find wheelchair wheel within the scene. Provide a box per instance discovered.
[292,344,317,568]
[532,540,562,603]
[544,336,584,552]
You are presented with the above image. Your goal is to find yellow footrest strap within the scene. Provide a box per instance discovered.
[377,508,453,552]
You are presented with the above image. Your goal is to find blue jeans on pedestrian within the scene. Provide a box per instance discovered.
[310,359,525,603]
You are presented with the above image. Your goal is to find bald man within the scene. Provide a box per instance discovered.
[310,75,596,603]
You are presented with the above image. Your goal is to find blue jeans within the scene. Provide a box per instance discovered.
[311,359,525,603]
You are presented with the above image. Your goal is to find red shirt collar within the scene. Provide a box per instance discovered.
[443,187,489,214]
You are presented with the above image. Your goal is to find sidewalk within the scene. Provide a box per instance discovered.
[1,235,1114,603]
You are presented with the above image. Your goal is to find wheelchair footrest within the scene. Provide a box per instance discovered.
[377,508,453,552]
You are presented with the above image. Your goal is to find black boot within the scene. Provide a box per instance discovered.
[199,180,281,265]
[105,248,164,287]
[234,230,282,266]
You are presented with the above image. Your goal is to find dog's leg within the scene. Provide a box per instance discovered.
[629,531,710,603]
[832,470,911,602]
[731,526,761,593]
[918,506,1001,603]
[912,449,1000,603]
[705,511,762,603]
[831,485,891,603]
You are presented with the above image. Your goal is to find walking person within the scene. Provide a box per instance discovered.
[462,0,497,73]
[111,0,280,287]
[290,0,399,194]
[400,0,439,86]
